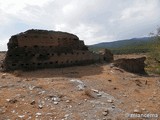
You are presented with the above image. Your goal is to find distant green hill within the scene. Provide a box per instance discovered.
[89,37,154,54]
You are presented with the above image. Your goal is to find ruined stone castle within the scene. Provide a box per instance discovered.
[2,29,113,71]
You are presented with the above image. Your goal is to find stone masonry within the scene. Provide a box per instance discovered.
[2,29,113,71]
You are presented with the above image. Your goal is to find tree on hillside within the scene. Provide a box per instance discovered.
[150,27,160,63]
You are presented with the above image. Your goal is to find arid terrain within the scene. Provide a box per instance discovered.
[0,52,160,120]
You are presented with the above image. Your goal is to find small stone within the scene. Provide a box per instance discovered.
[104,109,109,112]
[107,99,113,103]
[66,100,70,103]
[123,95,127,97]
[36,113,42,116]
[6,99,10,102]
[112,106,115,109]
[29,86,35,90]
[1,73,7,79]
[97,93,102,97]
[78,103,82,105]
[133,109,141,114]
[18,115,25,118]
[91,89,99,93]
[38,91,46,95]
[7,98,18,104]
[11,110,16,113]
[46,113,52,116]
[141,108,146,111]
[102,111,108,116]
[53,101,58,105]
[38,104,43,109]
[69,105,72,108]
[64,114,69,118]
[30,100,36,105]
[52,96,61,102]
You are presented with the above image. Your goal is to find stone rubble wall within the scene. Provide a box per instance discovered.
[113,57,146,74]
[2,29,113,71]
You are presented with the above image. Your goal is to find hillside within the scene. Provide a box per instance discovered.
[89,37,154,54]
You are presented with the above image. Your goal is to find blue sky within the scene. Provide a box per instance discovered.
[0,0,160,50]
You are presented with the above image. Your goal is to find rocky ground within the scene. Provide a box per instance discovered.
[0,52,160,120]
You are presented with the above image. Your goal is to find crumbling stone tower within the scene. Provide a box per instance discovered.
[2,29,113,71]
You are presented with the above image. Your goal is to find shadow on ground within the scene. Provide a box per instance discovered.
[18,64,105,78]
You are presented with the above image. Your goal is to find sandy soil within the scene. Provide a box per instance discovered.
[0,53,160,120]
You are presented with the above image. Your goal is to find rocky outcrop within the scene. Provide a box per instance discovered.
[113,57,146,74]
[2,29,113,71]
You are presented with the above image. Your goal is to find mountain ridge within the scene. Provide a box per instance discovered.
[90,37,153,49]
[89,37,154,54]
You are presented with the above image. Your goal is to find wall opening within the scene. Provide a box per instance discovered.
[25,53,28,56]
[74,38,78,40]
[44,63,48,65]
[57,53,61,56]
[34,45,38,48]
[37,63,42,66]
[12,64,16,66]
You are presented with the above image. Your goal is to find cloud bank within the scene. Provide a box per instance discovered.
[0,0,160,50]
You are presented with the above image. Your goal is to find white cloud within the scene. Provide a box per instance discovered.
[0,0,160,50]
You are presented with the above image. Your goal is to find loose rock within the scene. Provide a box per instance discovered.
[133,109,141,114]
[107,99,113,103]
[1,73,7,78]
